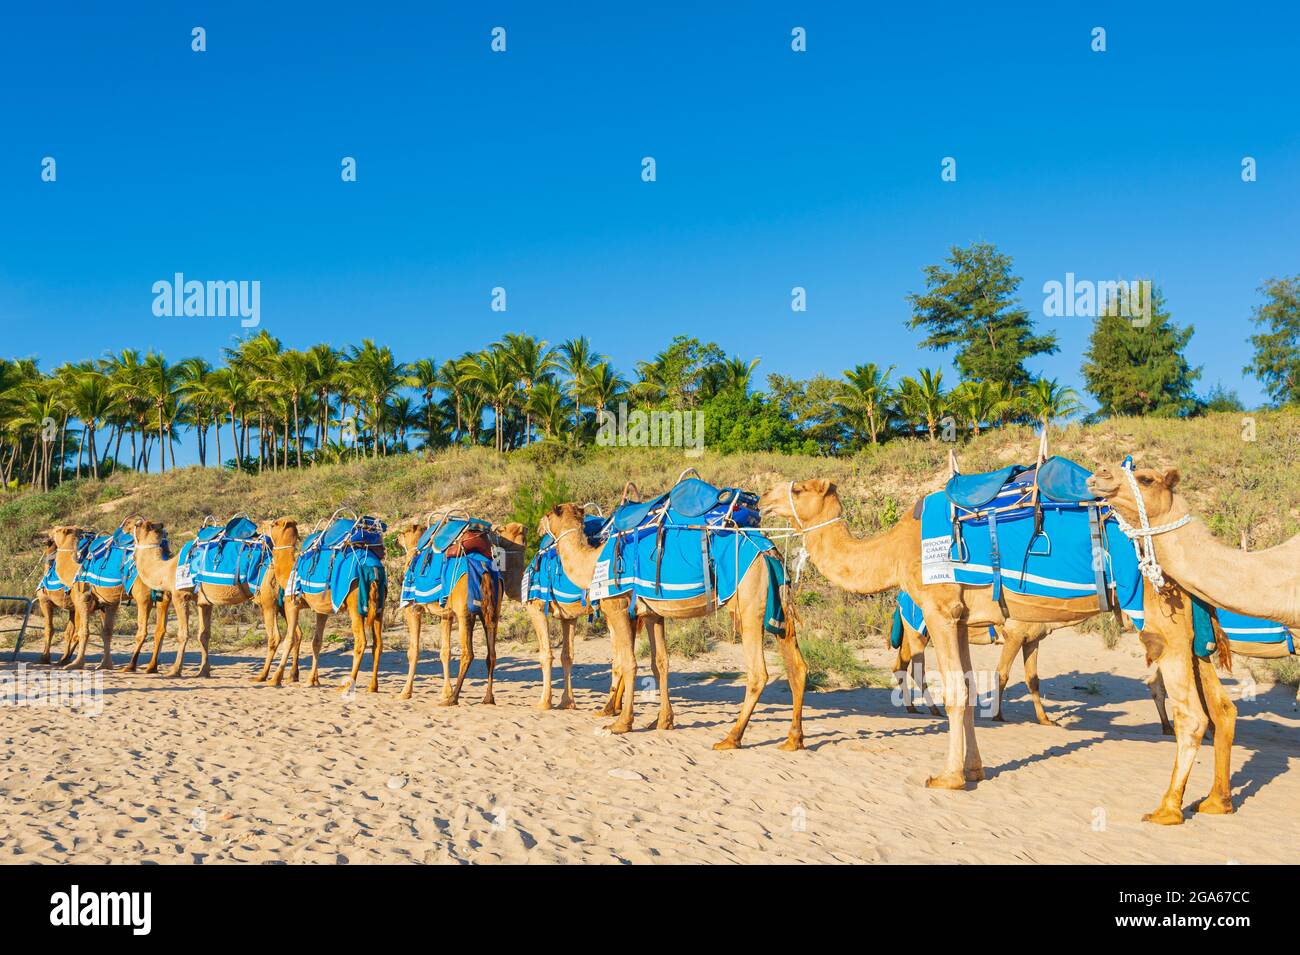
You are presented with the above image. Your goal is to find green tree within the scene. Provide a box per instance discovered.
[898,369,948,441]
[837,363,894,445]
[907,242,1057,386]
[1245,276,1300,405]
[1021,378,1083,428]
[1081,285,1200,418]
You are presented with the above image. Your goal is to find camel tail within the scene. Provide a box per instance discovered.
[481,572,498,632]
[1214,625,1232,674]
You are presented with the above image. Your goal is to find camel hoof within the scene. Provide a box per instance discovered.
[62,661,86,672]
[163,668,182,678]
[436,698,458,708]
[597,705,617,717]
[1161,726,1176,737]
[712,737,740,751]
[481,696,495,706]
[607,721,632,735]
[367,685,379,694]
[197,668,211,678]
[398,690,412,701]
[535,699,553,711]
[777,736,805,752]
[1142,807,1185,826]
[964,766,985,782]
[144,664,158,674]
[37,655,51,665]
[1197,794,1235,816]
[123,664,137,673]
[96,662,116,672]
[927,707,943,717]
[904,704,919,715]
[558,699,576,711]
[990,713,1006,723]
[925,771,968,790]
[655,716,674,731]
[1036,716,1059,727]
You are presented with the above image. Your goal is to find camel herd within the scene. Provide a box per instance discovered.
[26,459,1299,825]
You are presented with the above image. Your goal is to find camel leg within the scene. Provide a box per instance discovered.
[400,607,421,700]
[367,602,383,694]
[1021,640,1055,726]
[144,595,171,673]
[195,603,213,677]
[1144,642,1207,826]
[448,611,476,705]
[55,608,77,666]
[558,617,576,710]
[271,600,300,687]
[917,654,942,716]
[713,601,769,750]
[165,595,193,676]
[645,617,673,730]
[342,598,368,693]
[63,591,94,671]
[124,594,149,672]
[95,602,118,671]
[1148,669,1174,735]
[37,598,55,664]
[253,596,282,683]
[774,623,808,751]
[991,630,1023,722]
[956,623,983,781]
[528,604,554,710]
[437,612,455,705]
[893,645,918,714]
[307,612,325,687]
[482,610,498,705]
[921,613,976,789]
[605,612,636,734]
[1194,656,1236,815]
[600,614,636,717]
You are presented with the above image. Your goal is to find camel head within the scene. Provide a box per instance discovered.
[1087,462,1181,525]
[265,516,300,550]
[49,525,90,553]
[758,479,842,528]
[35,532,56,558]
[395,520,428,557]
[128,517,169,551]
[543,503,587,538]
[494,522,527,547]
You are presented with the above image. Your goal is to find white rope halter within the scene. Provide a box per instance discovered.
[539,516,578,549]
[784,482,843,584]
[1109,462,1191,590]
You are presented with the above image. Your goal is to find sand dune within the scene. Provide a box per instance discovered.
[1,630,1296,864]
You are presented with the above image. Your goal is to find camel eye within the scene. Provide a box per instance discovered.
[1138,476,1152,485]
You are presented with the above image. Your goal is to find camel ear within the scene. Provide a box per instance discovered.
[809,478,836,496]
[1162,468,1181,491]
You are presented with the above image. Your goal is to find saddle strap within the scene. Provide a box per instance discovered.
[988,508,1002,603]
[1088,506,1112,614]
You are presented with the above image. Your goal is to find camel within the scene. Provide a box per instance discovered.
[1090,461,1300,705]
[46,524,170,672]
[393,518,526,705]
[758,478,1235,823]
[270,516,386,693]
[545,502,808,751]
[34,534,79,665]
[130,517,300,678]
[1089,462,1300,627]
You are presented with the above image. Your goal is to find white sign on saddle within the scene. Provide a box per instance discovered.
[491,545,507,573]
[587,559,612,601]
[174,562,196,591]
[921,535,955,585]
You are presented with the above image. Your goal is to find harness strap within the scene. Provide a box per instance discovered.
[1088,506,1112,613]
[987,507,1002,603]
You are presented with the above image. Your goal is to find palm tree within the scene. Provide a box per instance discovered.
[582,362,629,429]
[837,363,894,445]
[138,352,185,472]
[175,357,215,466]
[346,340,407,457]
[1023,378,1083,429]
[435,356,474,445]
[406,357,440,454]
[69,369,114,478]
[496,333,554,446]
[463,347,518,452]
[304,343,342,460]
[556,336,600,439]
[948,379,1011,438]
[526,381,570,438]
[899,368,947,441]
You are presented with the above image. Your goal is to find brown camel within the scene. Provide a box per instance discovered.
[130,517,300,679]
[759,479,1234,823]
[393,519,526,705]
[1089,462,1300,628]
[34,534,79,665]
[47,524,170,672]
[545,502,808,750]
[271,518,386,693]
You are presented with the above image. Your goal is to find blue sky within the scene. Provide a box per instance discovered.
[2,1,1297,430]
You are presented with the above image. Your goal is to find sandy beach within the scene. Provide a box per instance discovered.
[1,627,1296,865]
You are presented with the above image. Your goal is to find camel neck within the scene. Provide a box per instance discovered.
[554,530,600,589]
[132,542,178,591]
[270,543,298,589]
[53,550,82,589]
[802,516,905,595]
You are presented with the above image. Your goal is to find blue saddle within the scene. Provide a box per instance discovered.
[922,456,1142,620]
[525,515,607,611]
[75,528,138,590]
[1214,607,1294,655]
[178,516,272,591]
[290,516,388,615]
[401,516,501,614]
[39,558,68,593]
[591,477,784,635]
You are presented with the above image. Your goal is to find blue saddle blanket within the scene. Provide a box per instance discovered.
[525,516,607,609]
[921,458,1144,627]
[74,529,140,592]
[1216,608,1294,654]
[589,478,784,635]
[39,560,69,593]
[289,517,387,614]
[399,517,501,613]
[176,516,272,591]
